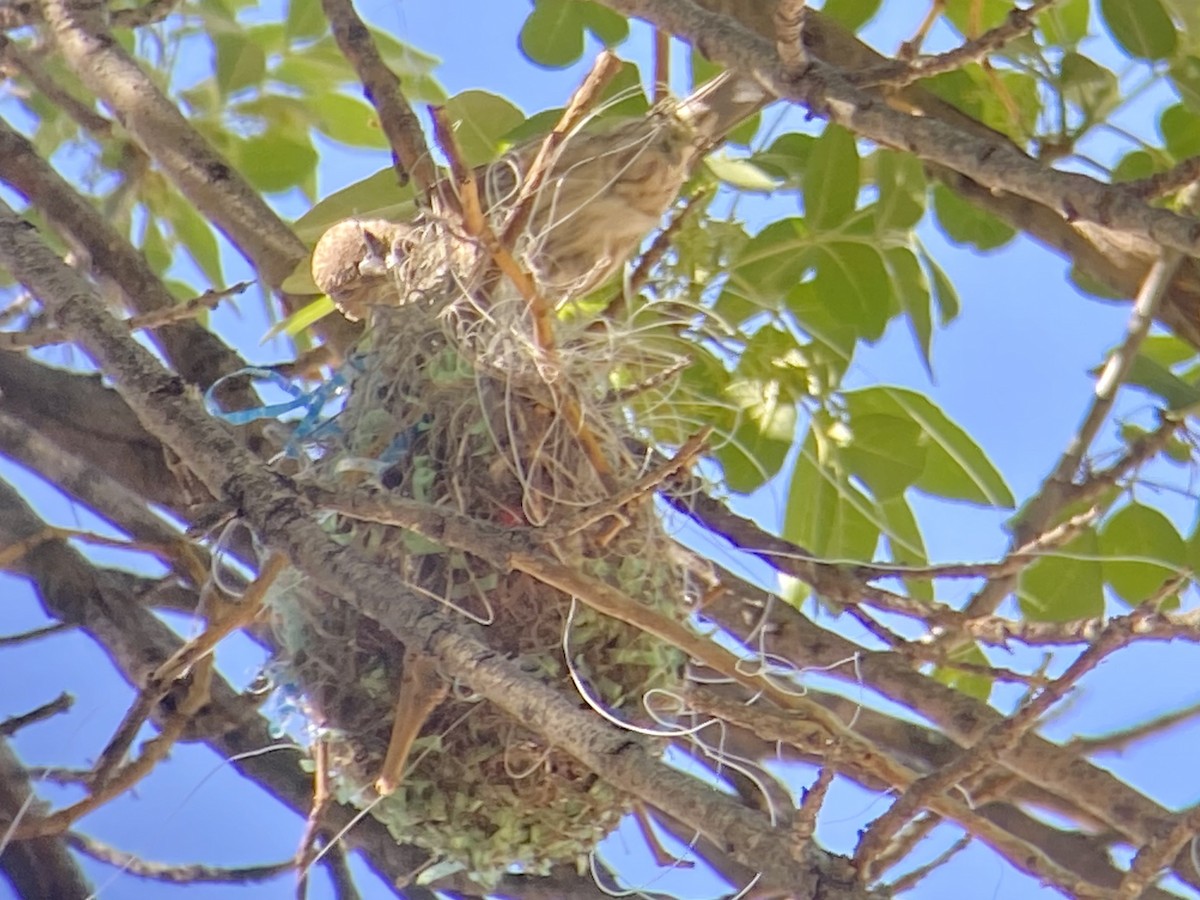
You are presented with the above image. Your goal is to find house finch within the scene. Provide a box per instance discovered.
[311,71,769,318]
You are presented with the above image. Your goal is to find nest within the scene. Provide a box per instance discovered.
[267,113,704,885]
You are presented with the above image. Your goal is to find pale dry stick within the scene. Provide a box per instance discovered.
[897,0,946,59]
[965,244,1184,618]
[775,0,809,76]
[427,106,559,354]
[296,738,330,900]
[374,651,448,796]
[852,621,1128,879]
[685,688,1111,898]
[318,0,436,191]
[150,551,287,689]
[499,49,625,249]
[885,833,973,895]
[1118,804,1200,900]
[631,803,695,868]
[88,554,283,787]
[856,0,1063,88]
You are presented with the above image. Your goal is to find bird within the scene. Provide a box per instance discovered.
[310,70,770,320]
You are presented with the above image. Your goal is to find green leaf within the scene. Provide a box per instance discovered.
[262,296,337,341]
[310,92,388,148]
[718,218,811,321]
[704,154,782,193]
[944,0,1012,34]
[165,194,224,287]
[234,132,318,193]
[804,124,859,230]
[1125,353,1200,411]
[1170,57,1200,112]
[1113,150,1161,182]
[1018,530,1105,621]
[1100,0,1178,60]
[841,413,927,498]
[293,168,415,243]
[716,326,802,493]
[1059,52,1120,121]
[877,493,933,602]
[754,132,814,190]
[846,387,1015,508]
[873,151,926,232]
[440,90,526,168]
[285,0,325,41]
[810,242,892,342]
[519,0,628,68]
[932,643,992,701]
[821,0,882,31]
[1100,503,1188,606]
[214,32,266,96]
[933,183,1016,251]
[922,249,961,326]
[1042,0,1092,46]
[784,426,880,561]
[787,281,856,392]
[885,245,933,373]
[1160,104,1200,161]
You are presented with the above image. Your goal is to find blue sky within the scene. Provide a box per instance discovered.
[4,1,1200,899]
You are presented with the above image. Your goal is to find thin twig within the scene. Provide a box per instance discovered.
[0,622,69,648]
[0,694,73,737]
[885,833,972,894]
[66,832,294,884]
[857,0,1061,88]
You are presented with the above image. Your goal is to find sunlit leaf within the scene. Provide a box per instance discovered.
[846,387,1015,508]
[1100,503,1188,606]
[784,426,880,560]
[821,0,882,31]
[877,493,933,602]
[262,296,337,341]
[704,154,782,193]
[804,124,859,230]
[294,168,415,243]
[1100,0,1178,60]
[933,183,1016,251]
[440,90,526,167]
[214,32,266,96]
[1018,530,1105,621]
[873,151,926,232]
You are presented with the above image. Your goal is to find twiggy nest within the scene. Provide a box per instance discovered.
[269,112,703,885]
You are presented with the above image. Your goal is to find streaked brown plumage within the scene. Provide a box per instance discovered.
[310,71,769,319]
